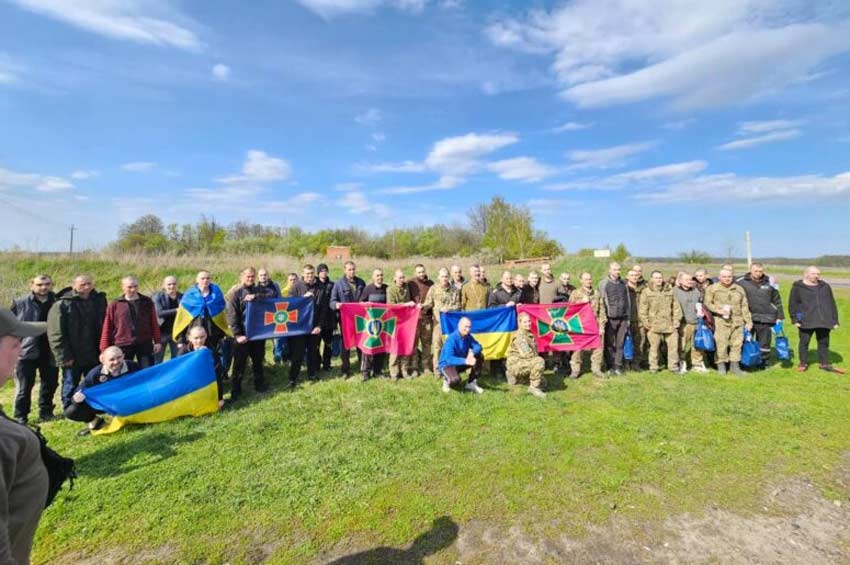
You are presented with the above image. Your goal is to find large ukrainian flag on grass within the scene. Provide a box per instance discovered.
[440,306,517,360]
[172,283,232,340]
[84,349,219,435]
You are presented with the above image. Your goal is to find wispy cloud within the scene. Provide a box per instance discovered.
[0,54,25,85]
[487,156,556,183]
[70,170,99,180]
[340,189,392,218]
[488,1,850,109]
[296,0,429,19]
[737,119,806,134]
[355,107,383,127]
[216,150,292,184]
[566,141,656,170]
[638,171,850,202]
[0,166,75,193]
[545,160,706,191]
[717,130,801,151]
[717,119,804,151]
[121,161,157,173]
[366,160,427,173]
[552,121,593,133]
[212,64,230,81]
[10,0,204,51]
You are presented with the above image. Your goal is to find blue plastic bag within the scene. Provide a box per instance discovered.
[623,330,634,361]
[774,322,791,361]
[741,328,763,368]
[693,317,716,352]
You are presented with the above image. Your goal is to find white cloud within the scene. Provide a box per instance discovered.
[717,129,801,151]
[122,161,157,173]
[487,156,556,183]
[737,119,805,134]
[0,55,24,85]
[366,160,427,173]
[377,175,460,195]
[0,166,75,193]
[212,64,230,81]
[425,132,518,177]
[355,107,383,126]
[488,1,850,109]
[217,150,292,184]
[340,190,391,218]
[335,182,364,191]
[552,121,593,133]
[296,0,428,18]
[638,171,850,202]
[70,170,99,180]
[566,141,655,170]
[10,0,203,51]
[661,119,696,131]
[545,160,707,191]
[184,186,322,212]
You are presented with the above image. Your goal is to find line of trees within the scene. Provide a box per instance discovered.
[113,196,564,260]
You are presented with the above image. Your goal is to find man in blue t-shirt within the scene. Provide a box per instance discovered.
[438,316,484,394]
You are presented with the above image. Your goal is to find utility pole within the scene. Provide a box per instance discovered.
[68,224,76,255]
[745,230,752,268]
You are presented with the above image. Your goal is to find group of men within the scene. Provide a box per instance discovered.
[6,259,842,424]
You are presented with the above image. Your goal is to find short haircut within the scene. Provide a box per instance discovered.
[438,267,449,276]
[32,274,52,283]
[121,275,138,285]
[627,269,637,277]
[394,269,405,277]
[303,264,315,272]
[470,263,480,269]
[288,272,298,279]
[609,261,620,269]
[751,262,764,269]
[580,271,591,278]
[241,267,256,276]
[101,345,124,358]
[518,312,530,322]
[344,260,356,268]
[651,270,663,277]
[74,274,93,284]
[694,268,707,276]
[719,268,733,276]
[415,264,425,270]
[188,325,207,337]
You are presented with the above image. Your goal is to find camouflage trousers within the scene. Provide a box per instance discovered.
[570,347,603,375]
[647,331,679,371]
[714,319,744,363]
[388,354,414,378]
[678,323,704,367]
[414,316,433,373]
[431,320,445,377]
[506,355,546,390]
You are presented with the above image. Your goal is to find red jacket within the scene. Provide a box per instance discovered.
[99,294,161,351]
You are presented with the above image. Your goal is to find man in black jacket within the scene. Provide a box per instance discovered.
[287,264,329,386]
[737,263,784,365]
[47,274,107,409]
[487,270,519,379]
[10,275,57,423]
[152,276,183,363]
[789,266,843,373]
[330,261,366,378]
[599,262,630,375]
[359,269,388,381]
[316,264,335,372]
[226,267,276,400]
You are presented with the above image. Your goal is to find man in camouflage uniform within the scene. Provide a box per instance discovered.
[387,269,417,379]
[422,268,460,375]
[461,264,489,311]
[704,267,752,375]
[640,271,684,373]
[450,265,465,291]
[506,312,546,398]
[569,272,606,378]
[408,264,434,374]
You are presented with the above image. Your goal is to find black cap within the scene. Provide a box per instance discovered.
[317,263,329,273]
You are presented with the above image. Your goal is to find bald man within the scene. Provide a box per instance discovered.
[152,275,183,363]
[100,275,161,368]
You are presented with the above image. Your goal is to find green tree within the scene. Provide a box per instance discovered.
[611,243,630,263]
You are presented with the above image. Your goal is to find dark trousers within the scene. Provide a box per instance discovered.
[604,318,629,371]
[320,326,334,370]
[220,337,234,377]
[752,322,774,355]
[341,346,362,376]
[361,353,387,378]
[289,334,321,382]
[154,334,179,364]
[232,339,266,391]
[441,354,484,388]
[64,400,101,423]
[14,357,59,420]
[62,365,96,409]
[118,343,155,368]
[799,327,831,366]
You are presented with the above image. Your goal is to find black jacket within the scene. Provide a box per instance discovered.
[152,290,183,329]
[488,284,520,307]
[599,277,630,320]
[289,280,332,329]
[315,278,336,330]
[47,287,107,368]
[737,274,784,324]
[10,292,56,361]
[330,276,366,310]
[788,280,839,329]
[226,284,277,337]
[359,283,388,303]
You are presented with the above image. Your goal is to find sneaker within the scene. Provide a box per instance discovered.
[528,386,546,398]
[442,380,451,393]
[464,381,484,394]
[649,368,659,374]
[14,416,27,425]
[717,363,727,375]
[613,369,623,376]
[730,362,744,376]
[820,365,846,374]
[360,373,370,382]
[592,370,607,379]
[677,366,688,375]
[408,370,419,378]
[796,364,808,372]
[307,374,319,382]
[287,379,297,389]
[38,412,55,422]
[692,363,709,373]
[569,371,581,379]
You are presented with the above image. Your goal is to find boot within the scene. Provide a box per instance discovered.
[730,362,744,376]
[528,386,546,398]
[716,362,727,375]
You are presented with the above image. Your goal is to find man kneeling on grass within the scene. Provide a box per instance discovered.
[64,346,139,436]
[438,316,484,394]
[506,312,546,398]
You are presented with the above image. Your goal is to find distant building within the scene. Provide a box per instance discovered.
[326,245,351,262]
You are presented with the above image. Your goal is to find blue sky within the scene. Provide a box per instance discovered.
[1,0,849,256]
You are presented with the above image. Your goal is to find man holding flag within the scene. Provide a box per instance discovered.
[387,269,417,379]
[569,272,606,379]
[226,267,276,399]
[358,269,389,381]
[438,316,484,394]
[330,261,366,379]
[287,265,326,386]
[506,312,546,397]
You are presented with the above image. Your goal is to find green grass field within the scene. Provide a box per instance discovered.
[2,255,849,563]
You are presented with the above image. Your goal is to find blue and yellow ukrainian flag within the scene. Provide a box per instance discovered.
[84,349,219,435]
[172,283,232,340]
[440,306,517,359]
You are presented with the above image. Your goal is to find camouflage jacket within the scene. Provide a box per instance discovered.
[461,280,490,311]
[423,284,460,323]
[639,282,683,333]
[387,283,412,305]
[569,286,607,326]
[704,282,752,326]
[508,328,538,360]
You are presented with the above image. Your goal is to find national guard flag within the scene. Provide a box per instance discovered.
[245,297,314,340]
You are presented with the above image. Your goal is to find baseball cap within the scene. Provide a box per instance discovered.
[0,308,47,338]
